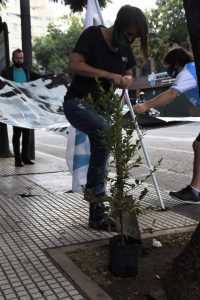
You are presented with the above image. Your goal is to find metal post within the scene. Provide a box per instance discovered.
[20,0,35,160]
[0,17,13,157]
[20,0,32,68]
[124,90,166,210]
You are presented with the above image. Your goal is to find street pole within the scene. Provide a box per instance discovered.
[20,0,35,160]
[20,0,32,68]
[0,17,13,158]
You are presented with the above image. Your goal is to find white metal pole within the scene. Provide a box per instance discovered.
[124,90,166,210]
[94,0,106,26]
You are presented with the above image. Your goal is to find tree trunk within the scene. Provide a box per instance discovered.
[163,223,200,300]
[164,2,200,296]
[0,123,13,157]
[0,18,12,158]
[20,0,35,160]
[183,0,200,95]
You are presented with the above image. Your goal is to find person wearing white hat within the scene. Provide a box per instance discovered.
[136,91,146,104]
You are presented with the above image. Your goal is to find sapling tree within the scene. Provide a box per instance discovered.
[86,81,161,245]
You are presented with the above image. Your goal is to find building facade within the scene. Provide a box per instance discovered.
[0,0,65,56]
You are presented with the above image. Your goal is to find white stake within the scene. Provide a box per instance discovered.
[124,90,166,210]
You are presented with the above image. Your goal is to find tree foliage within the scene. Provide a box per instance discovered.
[0,0,7,8]
[32,15,83,74]
[146,0,189,71]
[33,0,190,75]
[52,0,111,13]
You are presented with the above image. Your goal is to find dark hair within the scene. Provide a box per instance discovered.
[12,48,23,59]
[114,5,148,59]
[163,47,193,67]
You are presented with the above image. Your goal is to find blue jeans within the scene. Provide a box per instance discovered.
[63,98,110,196]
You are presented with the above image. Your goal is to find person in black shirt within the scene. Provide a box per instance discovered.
[63,5,148,230]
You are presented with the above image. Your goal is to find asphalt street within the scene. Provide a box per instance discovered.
[7,121,199,194]
[136,121,199,192]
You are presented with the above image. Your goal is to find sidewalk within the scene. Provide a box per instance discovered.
[0,153,199,300]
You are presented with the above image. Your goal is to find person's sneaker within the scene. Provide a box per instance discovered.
[169,185,200,204]
[22,159,34,165]
[15,160,24,167]
[84,191,112,203]
[89,213,116,231]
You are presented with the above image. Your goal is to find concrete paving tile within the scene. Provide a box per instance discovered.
[11,282,22,288]
[28,291,42,297]
[0,280,9,286]
[13,285,25,291]
[52,288,65,294]
[68,290,80,296]
[57,292,72,298]
[17,291,30,297]
[1,284,12,290]
[46,296,58,300]
[3,294,18,300]
[72,297,85,300]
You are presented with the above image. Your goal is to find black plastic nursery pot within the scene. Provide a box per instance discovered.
[109,235,141,278]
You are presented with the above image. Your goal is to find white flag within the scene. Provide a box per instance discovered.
[84,0,106,28]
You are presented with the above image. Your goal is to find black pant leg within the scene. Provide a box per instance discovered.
[12,126,22,161]
[21,128,31,161]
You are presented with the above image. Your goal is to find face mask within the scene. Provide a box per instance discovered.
[167,65,179,78]
[112,28,130,49]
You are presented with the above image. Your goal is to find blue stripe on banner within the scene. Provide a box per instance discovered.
[75,132,87,145]
[73,154,90,170]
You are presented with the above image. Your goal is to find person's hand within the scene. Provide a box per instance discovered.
[121,75,133,89]
[110,73,124,87]
[109,74,133,89]
[133,103,148,114]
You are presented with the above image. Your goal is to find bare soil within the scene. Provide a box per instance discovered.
[68,232,192,300]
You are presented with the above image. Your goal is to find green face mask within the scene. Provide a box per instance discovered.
[112,28,130,49]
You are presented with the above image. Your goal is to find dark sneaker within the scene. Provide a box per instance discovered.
[84,191,112,203]
[169,185,200,204]
[22,160,34,165]
[15,160,24,167]
[89,213,116,231]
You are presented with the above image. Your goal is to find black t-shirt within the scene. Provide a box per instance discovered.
[65,26,136,102]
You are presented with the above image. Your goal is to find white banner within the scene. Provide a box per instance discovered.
[0,75,70,134]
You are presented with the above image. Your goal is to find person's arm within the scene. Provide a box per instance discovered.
[1,68,11,80]
[69,52,131,88]
[133,88,180,114]
[28,70,42,81]
[1,69,6,78]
